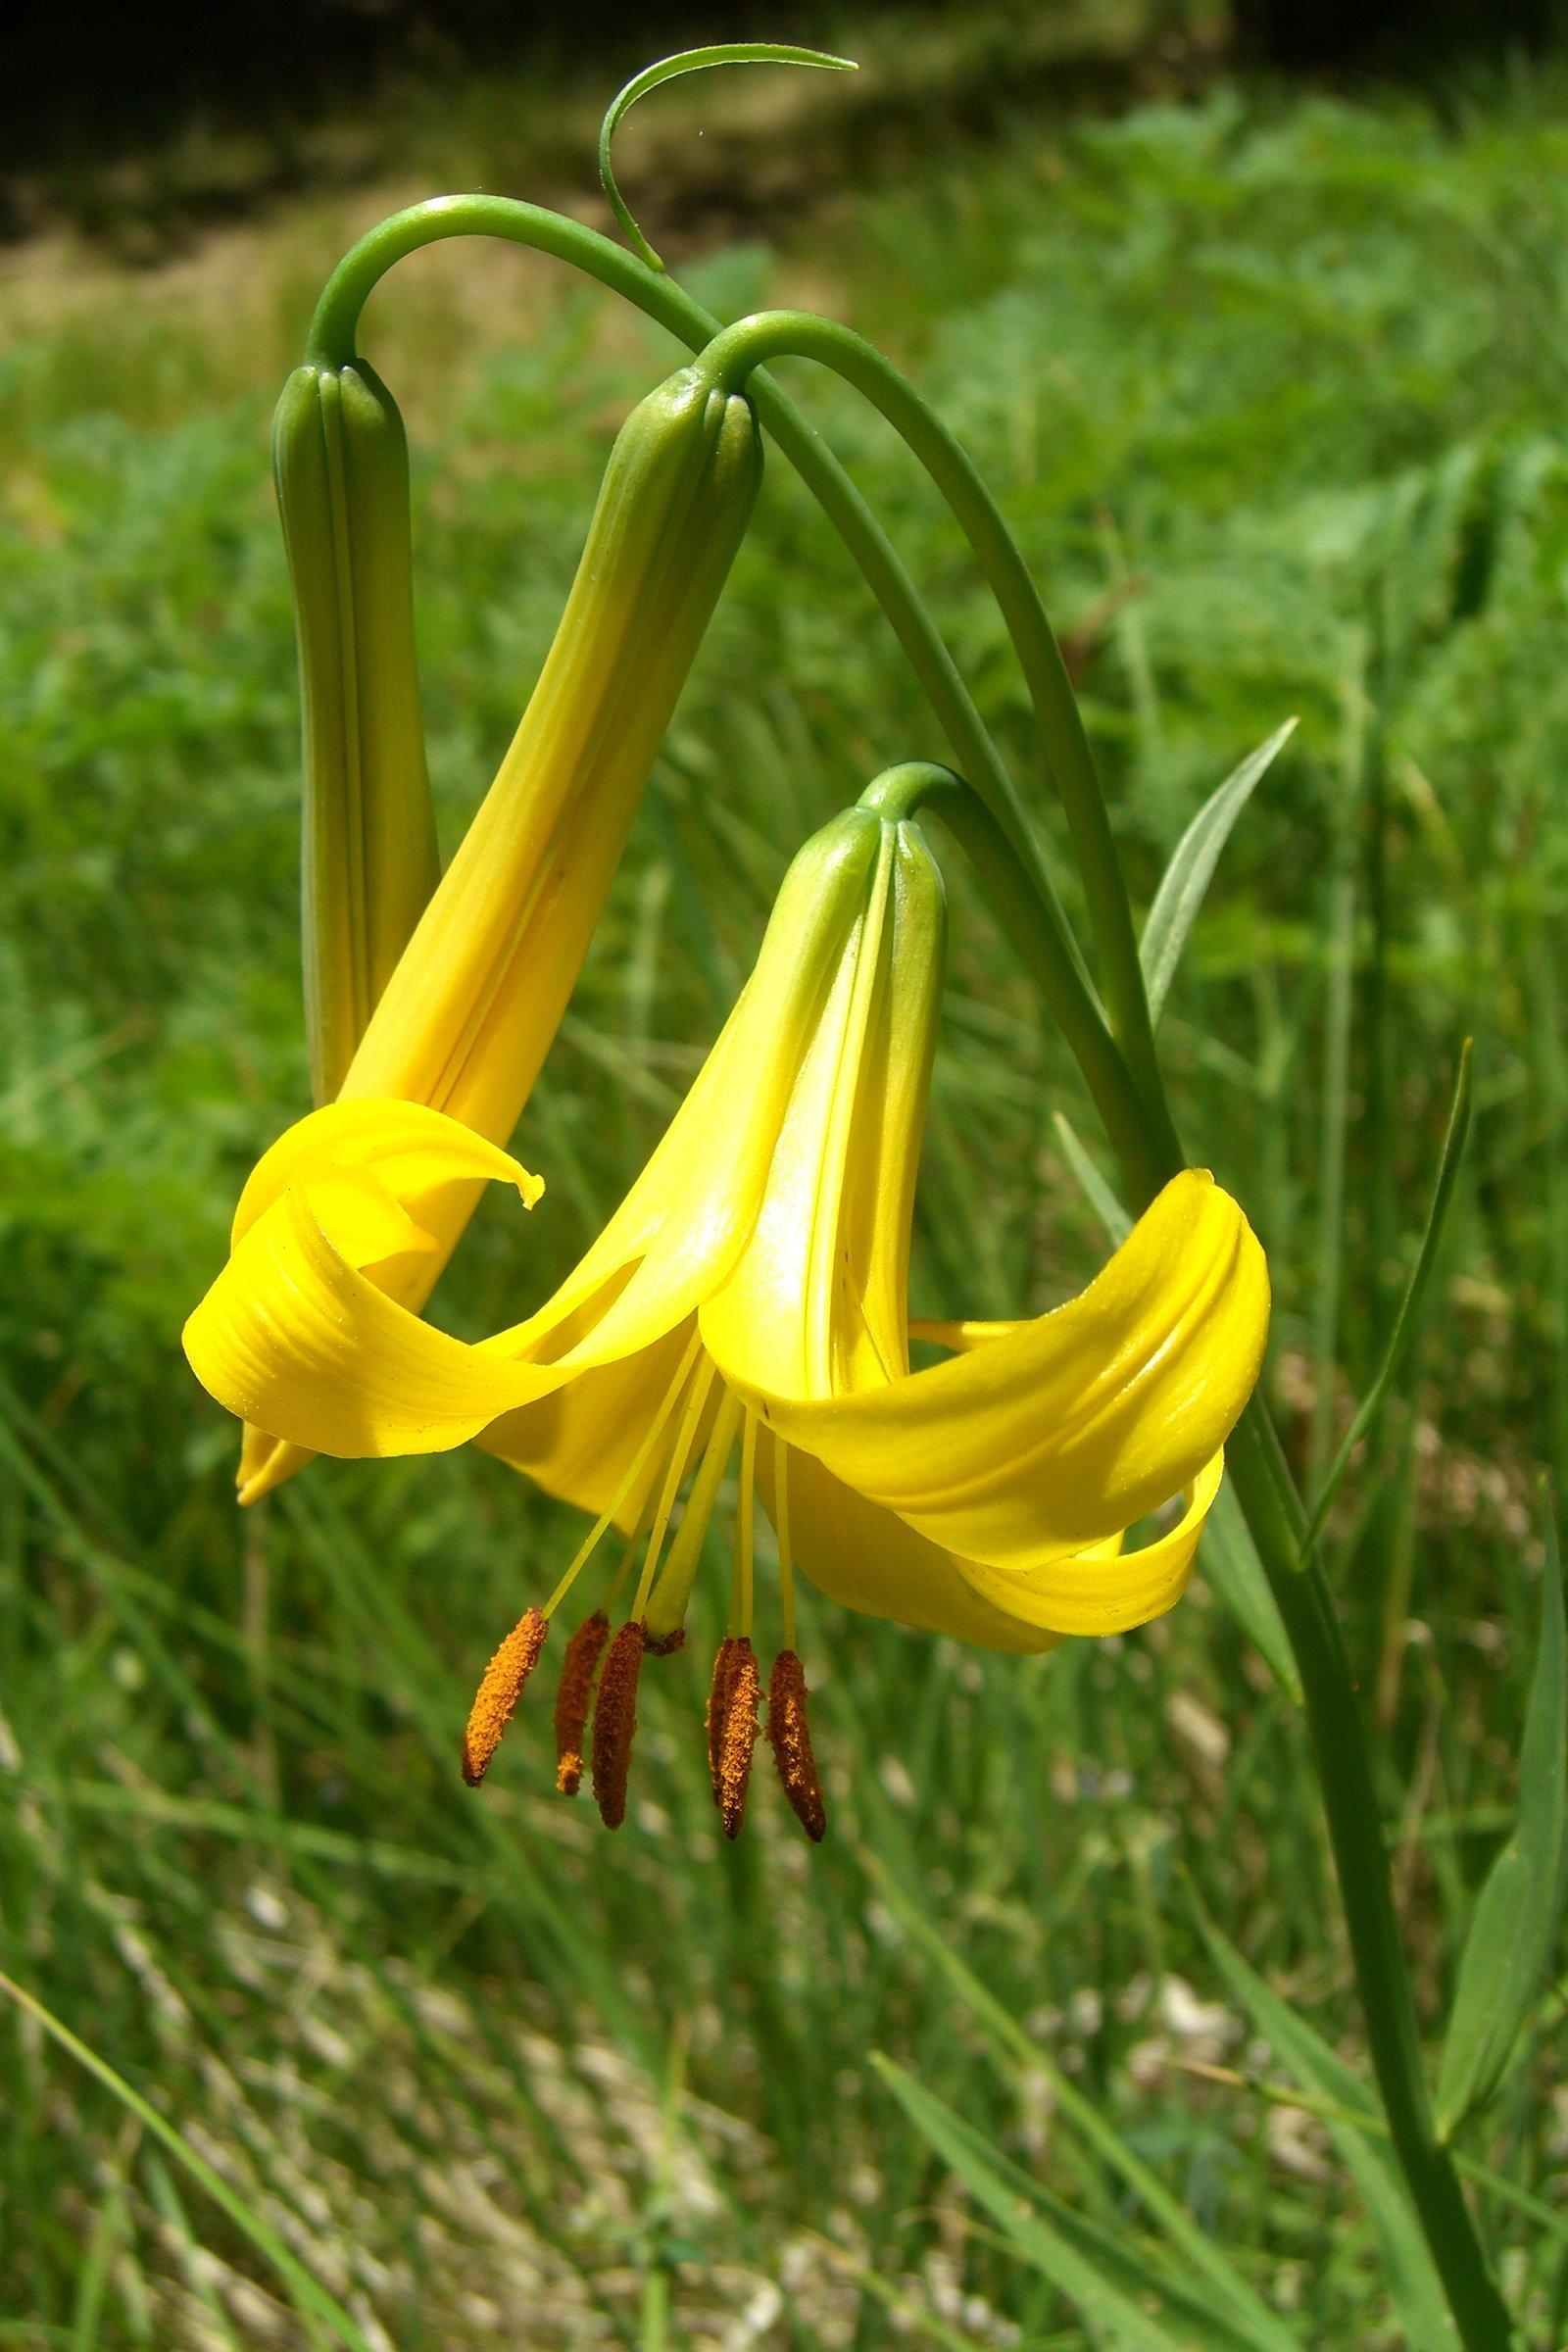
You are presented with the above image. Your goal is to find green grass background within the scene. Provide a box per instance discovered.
[3,10,1568,2343]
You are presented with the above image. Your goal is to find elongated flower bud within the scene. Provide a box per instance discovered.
[274,361,440,1104]
[342,364,763,1143]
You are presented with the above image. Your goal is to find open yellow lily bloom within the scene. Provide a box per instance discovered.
[186,797,1268,1835]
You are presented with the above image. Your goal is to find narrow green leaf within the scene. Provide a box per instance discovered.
[1198,1479,1302,1704]
[1196,1919,1457,2352]
[1054,1111,1133,1243]
[862,1853,1300,2352]
[0,1972,378,2352]
[144,2156,252,2352]
[1306,859,1355,1493]
[1141,720,1298,1024]
[1053,1112,1298,1701]
[1436,1496,1568,2139]
[599,43,856,270]
[874,2056,1286,2352]
[1301,1042,1473,1558]
[68,2131,134,2352]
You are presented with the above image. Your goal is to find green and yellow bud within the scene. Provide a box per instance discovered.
[273,360,440,1104]
[341,362,763,1139]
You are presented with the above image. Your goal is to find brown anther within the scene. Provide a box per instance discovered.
[706,1637,740,1796]
[708,1637,760,1838]
[645,1626,687,1657]
[462,1607,548,1787]
[590,1620,647,1830]
[766,1648,827,1843]
[553,1610,610,1797]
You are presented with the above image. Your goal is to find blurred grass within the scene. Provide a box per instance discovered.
[3,22,1568,2348]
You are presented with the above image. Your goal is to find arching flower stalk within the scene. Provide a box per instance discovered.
[186,786,1270,1839]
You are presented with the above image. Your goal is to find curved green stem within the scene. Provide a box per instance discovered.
[859,761,1174,1199]
[700,308,1179,1170]
[306,197,1137,1164]
[598,44,856,273]
[858,759,963,822]
[1226,1414,1514,2351]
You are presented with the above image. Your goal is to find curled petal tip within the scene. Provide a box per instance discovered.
[234,1424,307,1508]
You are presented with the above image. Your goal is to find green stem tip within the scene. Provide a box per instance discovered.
[599,42,858,272]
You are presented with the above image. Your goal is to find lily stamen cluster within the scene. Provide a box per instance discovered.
[458,1398,826,1841]
[458,1338,827,1838]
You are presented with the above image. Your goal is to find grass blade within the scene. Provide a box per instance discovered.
[0,1971,379,2352]
[1436,1492,1568,2139]
[144,2154,252,2351]
[1199,1478,1301,1704]
[1141,721,1298,1025]
[67,2123,137,2352]
[1306,854,1356,1493]
[1195,1918,1456,2352]
[862,1852,1301,2352]
[1054,1110,1133,1244]
[1301,1041,1473,1558]
[874,2055,1284,2352]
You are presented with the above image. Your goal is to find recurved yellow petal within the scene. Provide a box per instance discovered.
[715,1170,1268,1571]
[185,1181,561,1457]
[237,1425,310,1509]
[188,1101,548,1456]
[953,1450,1223,1636]
[224,1100,545,1497]
[231,1098,541,1245]
[764,1446,1062,1654]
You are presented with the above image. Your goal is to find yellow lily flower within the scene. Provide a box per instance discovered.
[186,794,1269,1839]
[239,360,762,1504]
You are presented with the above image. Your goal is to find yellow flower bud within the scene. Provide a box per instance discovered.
[341,362,763,1142]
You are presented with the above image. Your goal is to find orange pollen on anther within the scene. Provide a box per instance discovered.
[553,1610,611,1797]
[709,1637,760,1839]
[706,1638,739,1796]
[767,1649,827,1843]
[590,1620,647,1831]
[462,1606,548,1788]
